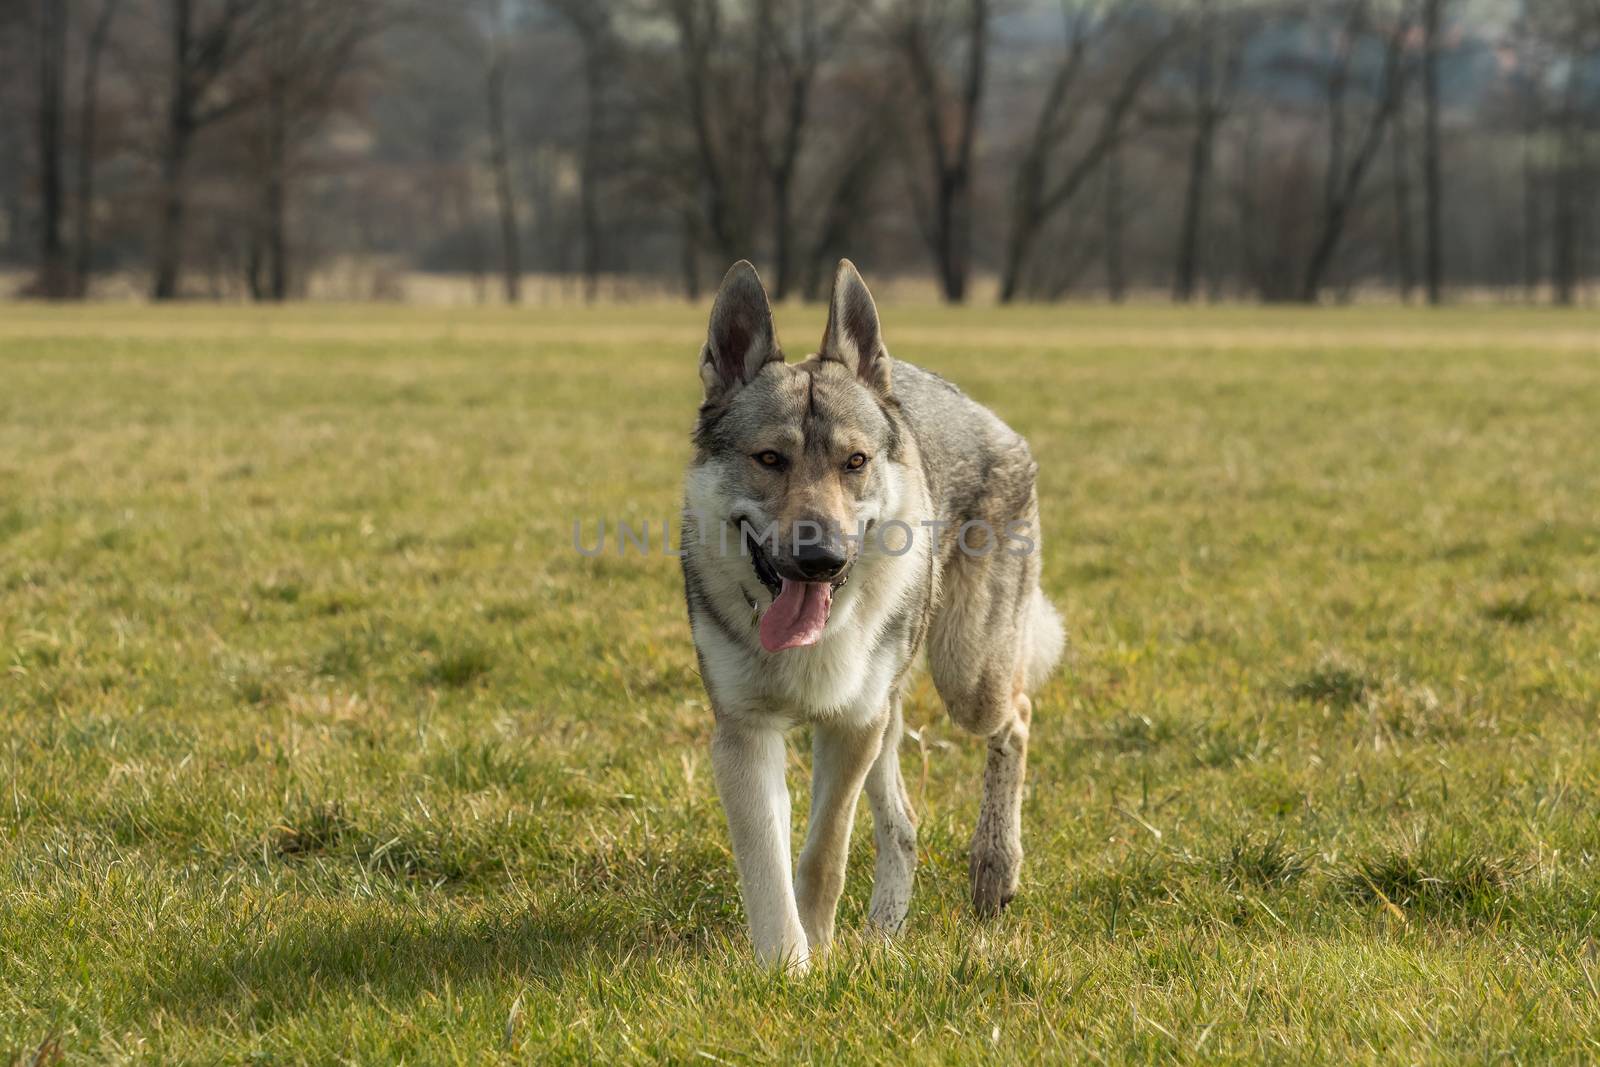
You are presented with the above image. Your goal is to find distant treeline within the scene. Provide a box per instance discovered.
[2,0,1598,304]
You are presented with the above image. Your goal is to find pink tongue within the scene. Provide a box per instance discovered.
[759,578,833,652]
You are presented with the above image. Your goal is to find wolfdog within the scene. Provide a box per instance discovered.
[681,260,1064,969]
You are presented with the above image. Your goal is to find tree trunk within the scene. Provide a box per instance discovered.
[937,170,970,303]
[246,238,265,300]
[1301,199,1352,304]
[153,0,194,301]
[998,125,1049,303]
[577,29,605,303]
[1521,89,1540,302]
[902,0,987,305]
[770,169,794,302]
[767,67,809,302]
[35,0,70,298]
[1173,112,1214,303]
[1553,96,1580,306]
[997,231,1029,304]
[263,104,289,301]
[255,3,290,302]
[73,0,120,298]
[1422,0,1444,305]
[997,180,1038,304]
[1390,97,1415,302]
[1103,143,1126,303]
[1173,4,1223,305]
[680,210,700,301]
[672,1,741,262]
[486,26,521,304]
[944,0,986,305]
[152,122,193,301]
[803,128,878,302]
[550,2,613,301]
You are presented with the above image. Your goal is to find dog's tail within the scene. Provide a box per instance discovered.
[1022,587,1066,692]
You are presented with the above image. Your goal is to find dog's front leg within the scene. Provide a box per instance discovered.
[711,720,808,970]
[795,715,886,952]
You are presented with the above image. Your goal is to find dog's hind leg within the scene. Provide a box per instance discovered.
[863,695,917,934]
[928,493,1046,917]
[795,715,887,953]
[933,625,1031,917]
[969,686,1030,916]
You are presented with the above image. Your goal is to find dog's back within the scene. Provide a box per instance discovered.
[894,361,1065,693]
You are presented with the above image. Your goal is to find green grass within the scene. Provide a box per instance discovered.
[2,302,1600,1063]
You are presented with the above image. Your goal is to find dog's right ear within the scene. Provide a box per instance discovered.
[701,261,781,400]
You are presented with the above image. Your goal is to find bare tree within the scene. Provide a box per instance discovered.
[32,0,70,297]
[753,0,853,300]
[72,0,121,297]
[889,0,990,303]
[245,0,385,301]
[1508,0,1600,305]
[1102,139,1126,301]
[653,0,858,298]
[1173,0,1251,303]
[679,207,701,300]
[803,112,888,300]
[548,0,619,303]
[998,4,1174,304]
[1551,59,1584,306]
[1517,39,1541,301]
[1501,7,1547,301]
[483,0,521,303]
[1388,73,1416,301]
[152,0,267,300]
[0,3,26,265]
[663,0,750,263]
[1298,0,1415,303]
[1547,0,1600,305]
[1421,0,1444,303]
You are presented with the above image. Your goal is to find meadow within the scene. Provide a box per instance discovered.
[2,302,1599,1063]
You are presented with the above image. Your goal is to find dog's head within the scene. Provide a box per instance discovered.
[688,259,905,652]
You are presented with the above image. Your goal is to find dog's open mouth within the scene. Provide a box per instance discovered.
[741,524,848,653]
[742,525,783,600]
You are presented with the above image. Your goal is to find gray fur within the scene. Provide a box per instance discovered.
[682,259,1065,968]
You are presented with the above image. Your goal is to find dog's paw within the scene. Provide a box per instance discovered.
[756,937,811,974]
[866,899,910,936]
[969,841,1021,918]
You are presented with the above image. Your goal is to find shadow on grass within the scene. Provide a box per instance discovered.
[158,898,732,1023]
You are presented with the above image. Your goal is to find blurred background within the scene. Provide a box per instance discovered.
[0,0,1596,306]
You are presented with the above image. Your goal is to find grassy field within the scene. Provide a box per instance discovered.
[2,302,1599,1063]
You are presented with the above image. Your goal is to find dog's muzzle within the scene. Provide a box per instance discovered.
[736,517,852,597]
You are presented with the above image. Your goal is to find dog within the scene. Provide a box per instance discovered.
[680,259,1064,969]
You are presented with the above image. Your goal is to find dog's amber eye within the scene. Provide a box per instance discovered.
[755,451,785,469]
[846,453,868,471]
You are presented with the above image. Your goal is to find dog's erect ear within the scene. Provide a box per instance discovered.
[701,261,781,399]
[818,259,891,394]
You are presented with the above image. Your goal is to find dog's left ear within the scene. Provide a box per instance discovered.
[819,259,891,395]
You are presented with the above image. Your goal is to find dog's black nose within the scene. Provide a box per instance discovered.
[793,542,848,581]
